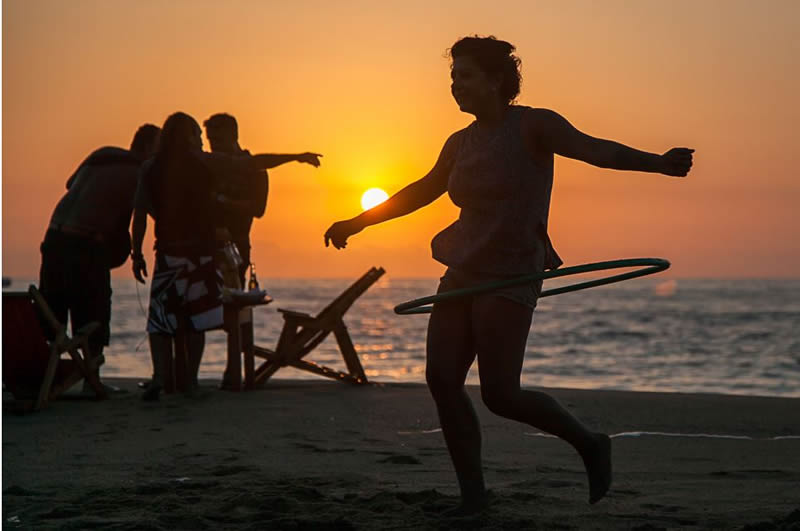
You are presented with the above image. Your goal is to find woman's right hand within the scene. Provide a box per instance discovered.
[132,255,148,283]
[324,219,363,249]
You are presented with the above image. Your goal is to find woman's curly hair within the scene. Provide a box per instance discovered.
[448,35,522,104]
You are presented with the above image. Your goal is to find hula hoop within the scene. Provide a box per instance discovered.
[394,257,670,315]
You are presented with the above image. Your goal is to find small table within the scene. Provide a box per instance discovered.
[222,299,272,391]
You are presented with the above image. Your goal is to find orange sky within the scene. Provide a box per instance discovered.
[3,0,799,278]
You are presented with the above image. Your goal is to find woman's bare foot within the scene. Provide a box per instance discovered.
[581,432,612,504]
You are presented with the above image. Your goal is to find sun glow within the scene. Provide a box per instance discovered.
[361,188,389,210]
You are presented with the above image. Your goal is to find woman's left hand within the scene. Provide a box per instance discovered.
[659,147,694,177]
[324,219,363,249]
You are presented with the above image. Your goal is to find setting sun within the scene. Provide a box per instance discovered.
[361,188,389,210]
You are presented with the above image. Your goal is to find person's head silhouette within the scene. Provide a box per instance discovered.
[130,124,161,159]
[448,35,521,116]
[157,112,202,156]
[203,113,239,154]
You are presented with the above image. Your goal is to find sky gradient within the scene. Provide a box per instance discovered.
[3,0,798,278]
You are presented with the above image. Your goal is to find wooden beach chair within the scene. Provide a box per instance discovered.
[2,285,107,411]
[251,267,385,386]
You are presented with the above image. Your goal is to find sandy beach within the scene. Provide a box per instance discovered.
[3,379,799,530]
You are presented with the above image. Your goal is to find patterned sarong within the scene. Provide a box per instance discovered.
[146,253,224,334]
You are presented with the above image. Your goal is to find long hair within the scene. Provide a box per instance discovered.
[155,112,200,157]
[144,112,203,217]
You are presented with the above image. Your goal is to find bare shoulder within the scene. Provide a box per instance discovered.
[521,107,565,132]
[424,128,469,185]
[438,127,468,161]
[445,127,469,149]
[520,107,564,159]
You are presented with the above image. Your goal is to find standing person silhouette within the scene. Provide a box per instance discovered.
[324,35,693,514]
[203,112,323,389]
[40,124,160,394]
[203,113,268,287]
[203,113,322,286]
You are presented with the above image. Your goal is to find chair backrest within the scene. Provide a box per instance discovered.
[314,267,385,325]
[2,291,54,395]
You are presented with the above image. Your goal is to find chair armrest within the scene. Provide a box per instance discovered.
[278,309,312,319]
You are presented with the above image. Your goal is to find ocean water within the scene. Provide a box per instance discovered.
[7,276,800,398]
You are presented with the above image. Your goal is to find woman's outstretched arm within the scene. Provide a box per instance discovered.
[324,131,462,249]
[523,108,694,177]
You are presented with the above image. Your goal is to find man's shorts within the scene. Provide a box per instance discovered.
[39,230,112,347]
[147,253,224,335]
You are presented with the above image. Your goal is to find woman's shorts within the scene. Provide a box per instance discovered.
[438,267,542,310]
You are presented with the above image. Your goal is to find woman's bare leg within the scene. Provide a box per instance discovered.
[472,295,612,503]
[426,297,485,510]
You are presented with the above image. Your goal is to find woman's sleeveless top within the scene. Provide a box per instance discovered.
[431,105,563,275]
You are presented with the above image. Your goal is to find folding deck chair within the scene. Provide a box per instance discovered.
[2,285,107,411]
[252,266,385,386]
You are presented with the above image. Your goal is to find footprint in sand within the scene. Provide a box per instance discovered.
[640,502,685,513]
[611,488,641,497]
[378,454,422,465]
[292,442,355,453]
[543,479,580,488]
[710,469,793,479]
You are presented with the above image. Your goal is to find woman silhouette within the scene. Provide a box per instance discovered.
[325,35,693,514]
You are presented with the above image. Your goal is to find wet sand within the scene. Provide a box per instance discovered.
[3,379,799,530]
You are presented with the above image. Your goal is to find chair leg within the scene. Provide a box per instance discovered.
[243,320,255,390]
[76,347,108,399]
[225,313,243,391]
[252,321,303,387]
[64,339,108,400]
[333,320,368,383]
[254,360,281,387]
[288,358,363,384]
[35,347,61,411]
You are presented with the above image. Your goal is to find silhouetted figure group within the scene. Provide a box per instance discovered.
[131,112,320,400]
[40,34,692,514]
[41,111,320,401]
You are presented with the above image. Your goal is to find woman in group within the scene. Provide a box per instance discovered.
[324,35,693,513]
[132,112,321,400]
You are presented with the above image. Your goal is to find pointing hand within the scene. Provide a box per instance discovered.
[297,152,323,167]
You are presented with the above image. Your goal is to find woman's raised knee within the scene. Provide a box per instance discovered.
[480,385,522,417]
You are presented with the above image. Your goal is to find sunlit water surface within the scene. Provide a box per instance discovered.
[7,276,799,397]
